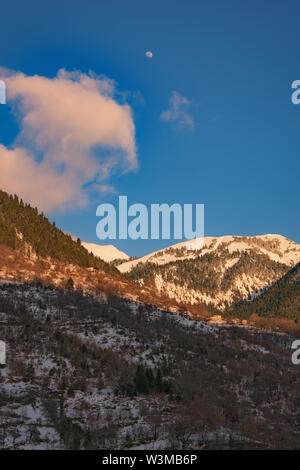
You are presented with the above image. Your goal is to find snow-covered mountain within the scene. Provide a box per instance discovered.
[119,234,300,310]
[81,241,129,263]
[119,234,300,272]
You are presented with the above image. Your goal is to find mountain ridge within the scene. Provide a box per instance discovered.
[118,234,300,272]
[121,234,300,310]
[0,189,118,276]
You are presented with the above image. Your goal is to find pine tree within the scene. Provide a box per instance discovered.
[155,368,163,392]
[146,368,155,389]
[134,365,149,395]
[66,277,74,290]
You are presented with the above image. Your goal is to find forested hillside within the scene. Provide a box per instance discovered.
[0,190,117,275]
[127,247,292,309]
[230,262,300,322]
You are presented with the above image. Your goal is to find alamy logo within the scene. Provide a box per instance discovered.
[291,340,300,365]
[0,80,6,104]
[96,196,204,241]
[0,340,6,366]
[291,80,300,105]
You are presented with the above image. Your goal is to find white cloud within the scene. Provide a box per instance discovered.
[160,91,194,131]
[145,51,153,58]
[0,145,86,212]
[0,68,138,212]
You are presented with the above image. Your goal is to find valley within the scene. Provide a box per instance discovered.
[0,190,299,450]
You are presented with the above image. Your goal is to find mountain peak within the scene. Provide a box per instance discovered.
[81,241,129,263]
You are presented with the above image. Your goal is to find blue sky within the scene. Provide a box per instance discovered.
[0,0,299,256]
